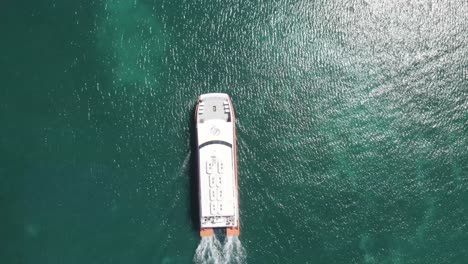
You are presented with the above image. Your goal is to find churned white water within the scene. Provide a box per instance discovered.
[194,236,246,264]
[222,236,246,264]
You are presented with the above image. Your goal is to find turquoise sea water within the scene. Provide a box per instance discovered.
[1,0,467,263]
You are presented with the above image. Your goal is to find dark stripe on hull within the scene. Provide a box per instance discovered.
[198,140,232,149]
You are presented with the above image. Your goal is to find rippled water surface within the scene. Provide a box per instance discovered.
[1,0,467,263]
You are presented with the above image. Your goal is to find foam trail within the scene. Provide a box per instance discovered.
[194,236,223,264]
[223,236,246,264]
[194,236,246,264]
[179,149,191,175]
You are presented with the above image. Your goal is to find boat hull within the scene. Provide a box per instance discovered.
[195,93,239,237]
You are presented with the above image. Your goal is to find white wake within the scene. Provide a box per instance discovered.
[222,236,246,264]
[194,236,246,264]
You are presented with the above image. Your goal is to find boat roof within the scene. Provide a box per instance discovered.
[200,93,229,99]
[198,93,231,122]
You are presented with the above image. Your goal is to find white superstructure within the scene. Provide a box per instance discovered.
[196,93,239,236]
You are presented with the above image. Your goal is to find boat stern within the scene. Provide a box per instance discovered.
[200,228,214,237]
[226,223,240,236]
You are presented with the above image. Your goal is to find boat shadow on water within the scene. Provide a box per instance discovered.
[188,104,200,233]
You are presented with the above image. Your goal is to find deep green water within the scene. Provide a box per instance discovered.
[1,0,468,263]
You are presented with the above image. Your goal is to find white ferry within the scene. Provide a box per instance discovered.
[195,93,239,236]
